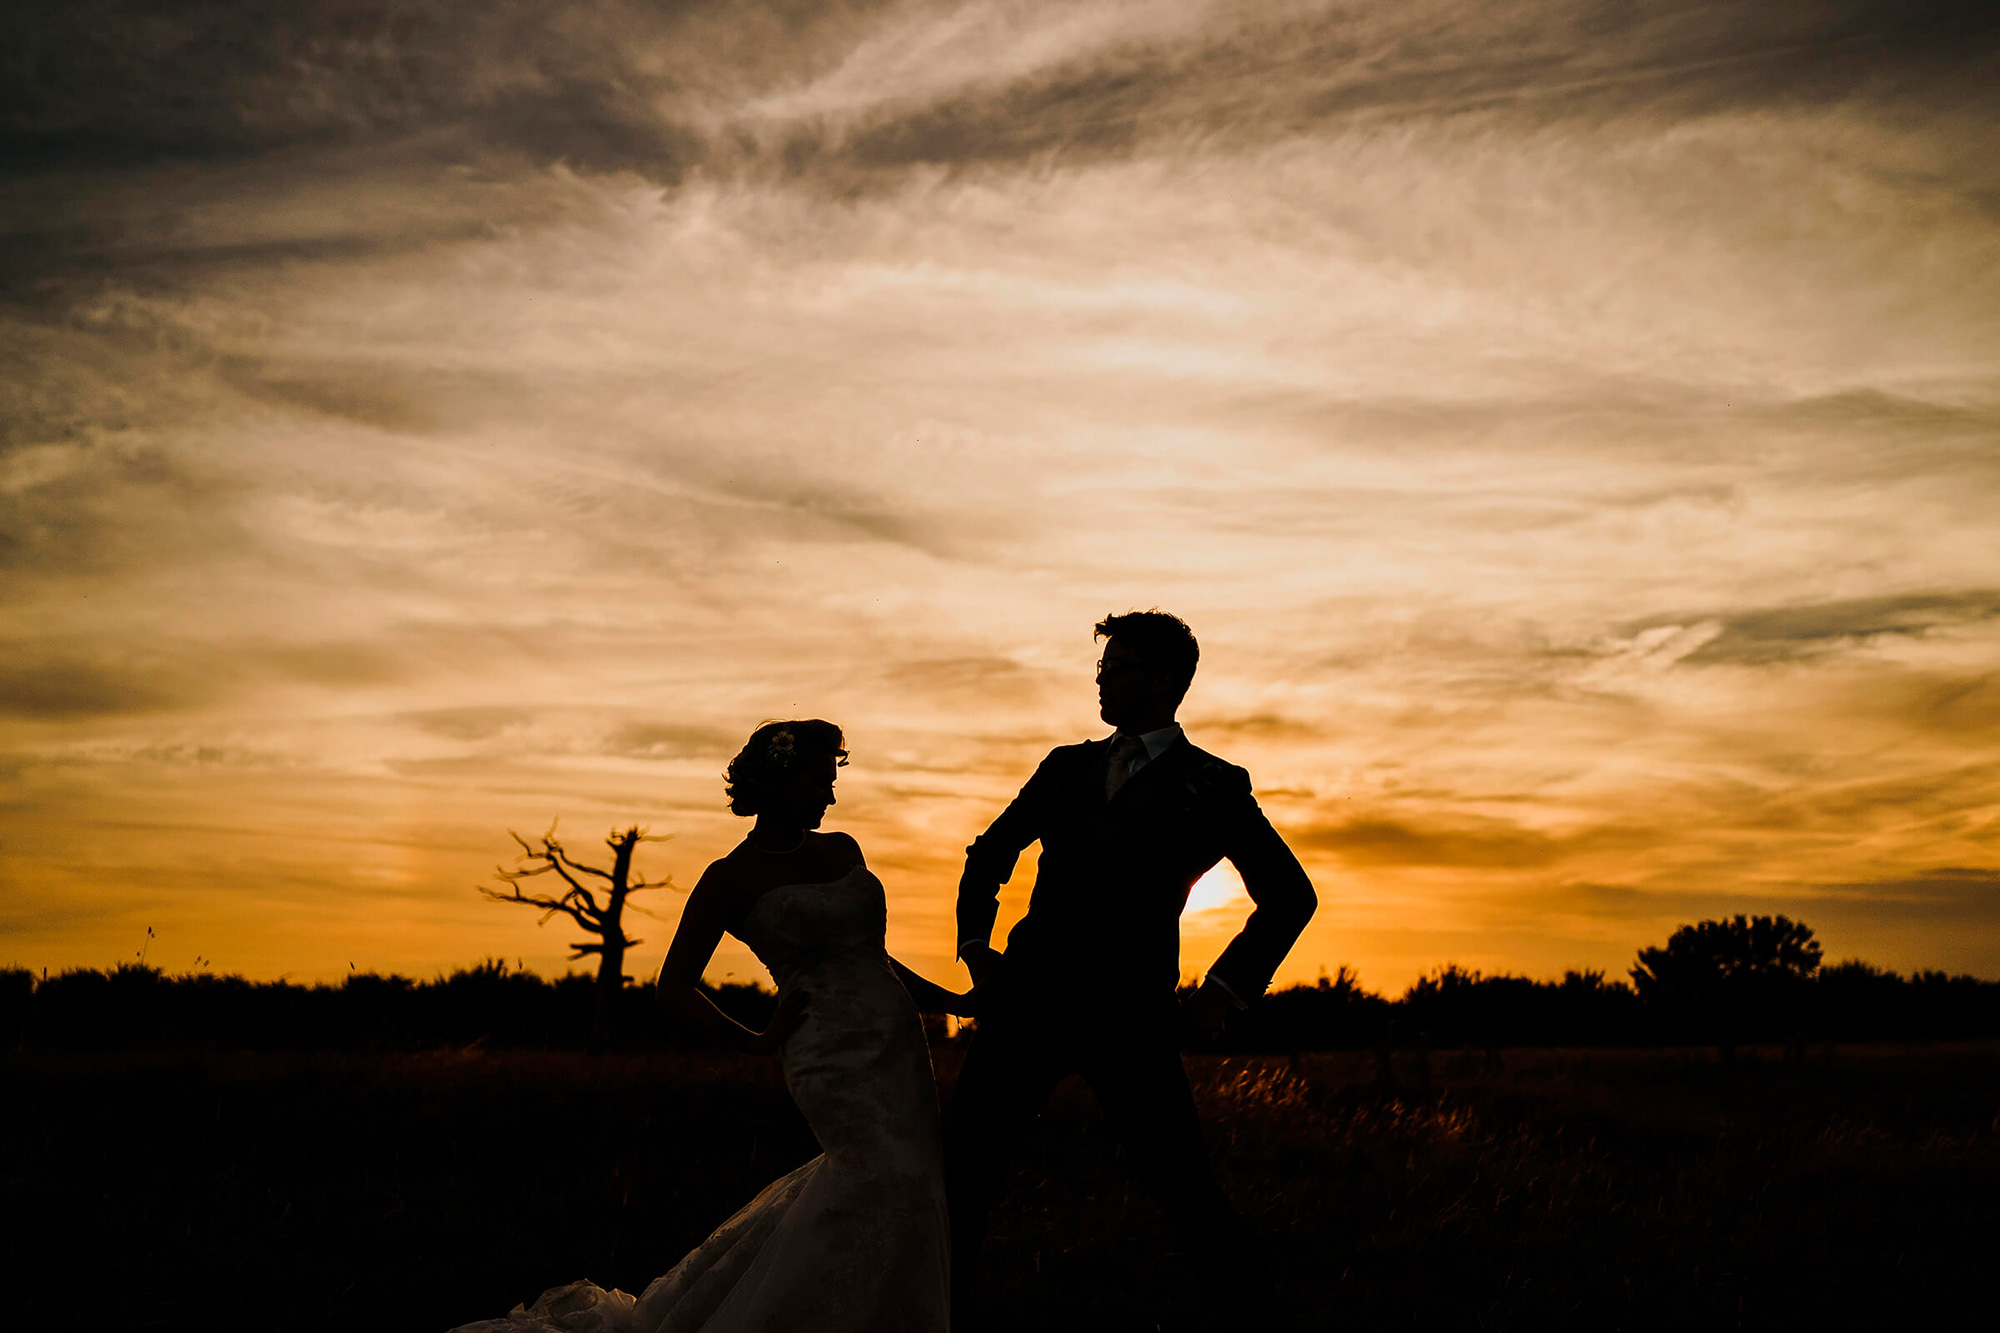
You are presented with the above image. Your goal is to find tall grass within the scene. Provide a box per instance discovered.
[20,1042,1990,1329]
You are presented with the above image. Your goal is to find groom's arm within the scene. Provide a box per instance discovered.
[1205,766,1317,1005]
[956,747,1066,963]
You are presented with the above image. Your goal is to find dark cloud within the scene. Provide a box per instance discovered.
[6,0,1996,345]
[398,712,741,758]
[714,477,984,556]
[0,1,711,302]
[0,0,706,173]
[0,644,214,719]
[1764,389,2000,437]
[404,706,536,742]
[0,634,416,724]
[1755,390,2000,493]
[251,641,408,688]
[1812,867,2000,925]
[5,0,1993,195]
[603,721,739,760]
[1184,712,1327,742]
[1524,871,2000,940]
[1533,881,1738,922]
[0,320,257,585]
[0,440,204,578]
[0,894,154,936]
[882,656,1044,704]
[1869,670,2000,736]
[1791,762,2000,833]
[800,0,2000,180]
[210,354,544,435]
[216,360,445,434]
[0,636,397,721]
[1629,589,2000,666]
[1298,812,1655,868]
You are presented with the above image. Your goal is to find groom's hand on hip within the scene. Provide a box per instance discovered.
[1180,980,1233,1044]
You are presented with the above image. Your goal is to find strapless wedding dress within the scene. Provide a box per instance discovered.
[451,866,949,1332]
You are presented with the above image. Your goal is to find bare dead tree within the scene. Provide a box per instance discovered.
[480,821,674,1052]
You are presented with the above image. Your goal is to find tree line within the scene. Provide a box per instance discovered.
[8,915,1998,1054]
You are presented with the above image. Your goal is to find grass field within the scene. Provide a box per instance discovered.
[8,1041,1997,1330]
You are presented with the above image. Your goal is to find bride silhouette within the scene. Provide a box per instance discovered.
[451,720,974,1333]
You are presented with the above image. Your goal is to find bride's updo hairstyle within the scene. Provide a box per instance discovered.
[724,719,848,816]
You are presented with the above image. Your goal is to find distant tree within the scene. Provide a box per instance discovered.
[1631,915,1822,996]
[1631,914,1821,1054]
[481,822,674,1052]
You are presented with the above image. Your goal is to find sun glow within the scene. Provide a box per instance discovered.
[1186,862,1251,916]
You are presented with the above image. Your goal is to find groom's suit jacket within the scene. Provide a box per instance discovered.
[957,735,1316,1016]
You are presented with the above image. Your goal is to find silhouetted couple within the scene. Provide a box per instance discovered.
[451,611,1317,1332]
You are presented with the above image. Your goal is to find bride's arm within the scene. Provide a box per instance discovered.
[658,864,805,1054]
[887,956,977,1016]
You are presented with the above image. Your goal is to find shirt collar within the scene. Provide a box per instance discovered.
[1107,722,1183,761]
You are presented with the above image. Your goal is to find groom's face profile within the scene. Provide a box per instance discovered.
[1096,637,1179,731]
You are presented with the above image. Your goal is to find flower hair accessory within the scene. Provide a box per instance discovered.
[766,727,797,765]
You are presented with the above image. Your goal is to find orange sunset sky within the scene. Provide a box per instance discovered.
[4,0,1998,993]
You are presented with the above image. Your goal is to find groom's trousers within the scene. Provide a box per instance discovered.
[943,998,1266,1322]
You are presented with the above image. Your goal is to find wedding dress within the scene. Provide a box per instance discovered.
[451,866,950,1332]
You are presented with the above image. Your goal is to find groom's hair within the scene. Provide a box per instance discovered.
[725,719,848,816]
[1095,609,1199,696]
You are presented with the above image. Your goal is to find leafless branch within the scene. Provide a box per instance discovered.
[553,845,616,881]
[493,854,607,921]
[539,857,604,919]
[567,936,636,956]
[477,882,593,931]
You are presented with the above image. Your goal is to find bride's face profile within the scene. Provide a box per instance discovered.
[774,752,839,830]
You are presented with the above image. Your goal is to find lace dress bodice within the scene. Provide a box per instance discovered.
[735,865,890,984]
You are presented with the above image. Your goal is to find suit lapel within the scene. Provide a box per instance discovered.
[1097,735,1197,837]
[1068,738,1113,809]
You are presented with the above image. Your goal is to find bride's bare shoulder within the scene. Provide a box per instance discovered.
[694,850,756,894]
[816,830,865,866]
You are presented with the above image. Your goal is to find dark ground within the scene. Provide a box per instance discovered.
[7,1041,1997,1331]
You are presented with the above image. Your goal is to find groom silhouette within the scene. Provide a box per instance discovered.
[946,610,1317,1323]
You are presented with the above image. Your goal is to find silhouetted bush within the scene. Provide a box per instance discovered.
[1213,966,1391,1051]
[15,960,784,1053]
[1814,959,1910,1041]
[1395,966,1648,1048]
[1,966,34,1047]
[1210,951,2000,1053]
[17,944,2000,1052]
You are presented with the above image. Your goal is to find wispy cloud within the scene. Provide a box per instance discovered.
[3,0,1997,985]
[1623,589,2000,666]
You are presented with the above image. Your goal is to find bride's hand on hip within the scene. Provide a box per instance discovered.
[747,987,809,1055]
[963,943,1003,988]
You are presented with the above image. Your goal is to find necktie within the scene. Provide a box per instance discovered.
[1104,735,1148,800]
